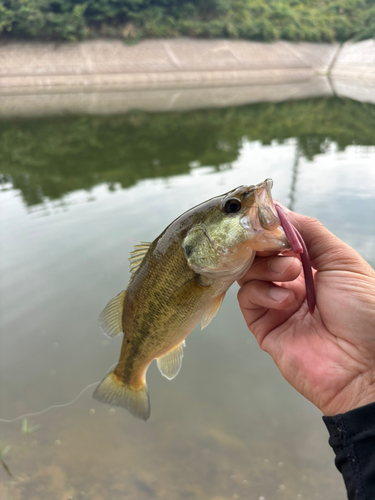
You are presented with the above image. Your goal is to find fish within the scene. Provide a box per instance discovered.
[93,178,288,420]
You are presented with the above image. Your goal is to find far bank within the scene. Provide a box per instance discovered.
[0,38,374,117]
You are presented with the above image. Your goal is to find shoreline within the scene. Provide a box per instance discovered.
[0,38,374,116]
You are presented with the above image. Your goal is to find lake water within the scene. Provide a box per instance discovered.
[1,96,375,499]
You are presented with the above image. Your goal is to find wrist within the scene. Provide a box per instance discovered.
[321,376,375,417]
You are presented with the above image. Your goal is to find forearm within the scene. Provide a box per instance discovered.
[323,402,375,500]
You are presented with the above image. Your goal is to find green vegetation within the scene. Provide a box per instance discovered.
[0,0,374,42]
[21,418,41,435]
[0,443,12,477]
[1,97,375,208]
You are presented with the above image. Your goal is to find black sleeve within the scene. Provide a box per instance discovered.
[323,402,375,500]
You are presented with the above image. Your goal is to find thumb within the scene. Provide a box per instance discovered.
[287,211,371,275]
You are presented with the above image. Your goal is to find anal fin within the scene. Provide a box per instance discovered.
[157,341,185,380]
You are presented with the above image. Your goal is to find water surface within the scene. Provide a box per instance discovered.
[1,97,375,499]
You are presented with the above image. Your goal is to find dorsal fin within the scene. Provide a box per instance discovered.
[129,242,151,278]
[98,290,127,338]
[156,340,185,380]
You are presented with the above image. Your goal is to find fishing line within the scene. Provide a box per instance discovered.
[0,363,118,424]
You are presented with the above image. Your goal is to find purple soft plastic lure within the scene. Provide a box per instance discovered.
[275,204,316,314]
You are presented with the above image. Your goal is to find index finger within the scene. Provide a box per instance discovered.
[284,210,371,275]
[238,254,301,287]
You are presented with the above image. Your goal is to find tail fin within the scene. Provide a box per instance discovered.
[93,371,150,421]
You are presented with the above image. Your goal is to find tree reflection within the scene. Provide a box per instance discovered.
[1,97,374,208]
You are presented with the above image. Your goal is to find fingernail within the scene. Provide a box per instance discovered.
[268,287,291,303]
[268,256,296,274]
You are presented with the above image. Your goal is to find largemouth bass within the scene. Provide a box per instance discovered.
[93,179,288,420]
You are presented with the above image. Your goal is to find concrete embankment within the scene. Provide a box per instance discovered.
[0,38,374,116]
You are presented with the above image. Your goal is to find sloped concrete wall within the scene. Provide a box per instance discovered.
[0,38,373,116]
[0,39,339,94]
[331,39,375,79]
[330,39,375,105]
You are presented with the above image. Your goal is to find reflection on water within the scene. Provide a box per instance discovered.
[1,96,375,499]
[1,97,375,210]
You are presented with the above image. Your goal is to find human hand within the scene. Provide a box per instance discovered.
[237,210,375,416]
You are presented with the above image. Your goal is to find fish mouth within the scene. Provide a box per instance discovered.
[241,178,288,251]
[254,178,280,230]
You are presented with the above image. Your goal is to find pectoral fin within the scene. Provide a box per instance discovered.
[201,293,225,330]
[157,341,185,380]
[98,290,126,338]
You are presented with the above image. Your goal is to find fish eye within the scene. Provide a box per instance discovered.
[183,243,194,258]
[224,198,242,213]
